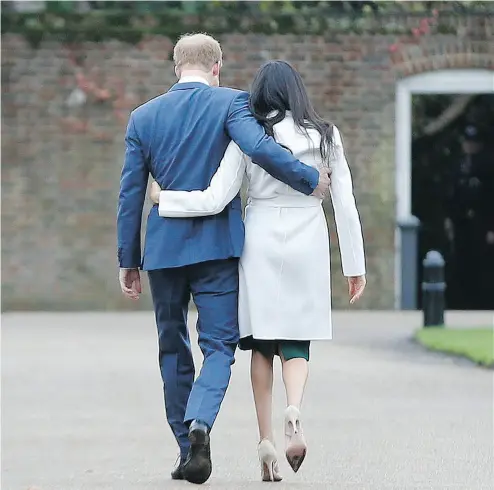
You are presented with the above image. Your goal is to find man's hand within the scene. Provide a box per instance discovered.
[348,275,366,304]
[119,268,142,300]
[150,181,161,204]
[486,231,494,245]
[311,168,331,199]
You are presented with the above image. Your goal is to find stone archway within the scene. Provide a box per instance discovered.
[394,68,494,309]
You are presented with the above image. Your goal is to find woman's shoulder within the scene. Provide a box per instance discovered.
[274,112,316,136]
[329,124,343,147]
[273,114,344,150]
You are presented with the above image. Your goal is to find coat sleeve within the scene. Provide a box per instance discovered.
[329,126,366,277]
[158,142,247,217]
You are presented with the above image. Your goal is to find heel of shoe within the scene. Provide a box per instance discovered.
[284,405,301,435]
[284,406,307,473]
[258,439,282,482]
[189,427,209,446]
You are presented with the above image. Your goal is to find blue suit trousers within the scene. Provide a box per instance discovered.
[148,258,239,459]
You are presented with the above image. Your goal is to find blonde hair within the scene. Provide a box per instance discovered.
[173,33,222,70]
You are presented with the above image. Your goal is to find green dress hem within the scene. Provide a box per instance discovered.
[239,335,310,361]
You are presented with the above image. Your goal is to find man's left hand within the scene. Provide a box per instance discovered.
[119,268,142,300]
[311,168,331,199]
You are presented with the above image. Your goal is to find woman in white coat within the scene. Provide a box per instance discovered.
[150,61,366,481]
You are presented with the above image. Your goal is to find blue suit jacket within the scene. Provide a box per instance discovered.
[117,81,319,270]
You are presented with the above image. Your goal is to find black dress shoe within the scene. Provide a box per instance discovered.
[171,459,185,480]
[182,420,212,484]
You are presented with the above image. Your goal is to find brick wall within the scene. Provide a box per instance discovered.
[2,14,493,311]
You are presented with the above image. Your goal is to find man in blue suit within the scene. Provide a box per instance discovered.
[117,33,330,484]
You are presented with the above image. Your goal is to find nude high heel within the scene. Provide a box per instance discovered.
[258,439,282,482]
[284,405,307,472]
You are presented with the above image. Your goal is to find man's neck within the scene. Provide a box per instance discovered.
[179,70,210,85]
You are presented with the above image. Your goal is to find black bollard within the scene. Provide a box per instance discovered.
[422,250,446,327]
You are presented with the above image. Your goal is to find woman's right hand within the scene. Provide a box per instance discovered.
[150,181,161,204]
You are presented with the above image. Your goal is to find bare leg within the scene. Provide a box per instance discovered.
[281,353,309,472]
[281,355,309,408]
[250,350,274,441]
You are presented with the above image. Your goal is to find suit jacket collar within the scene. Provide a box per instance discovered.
[169,76,210,92]
[179,76,209,85]
[169,81,210,92]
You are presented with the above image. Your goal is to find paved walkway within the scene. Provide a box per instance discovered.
[2,311,493,489]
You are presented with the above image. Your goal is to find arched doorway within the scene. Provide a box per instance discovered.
[394,69,494,309]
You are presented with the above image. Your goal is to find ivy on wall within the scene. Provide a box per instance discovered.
[2,1,492,46]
